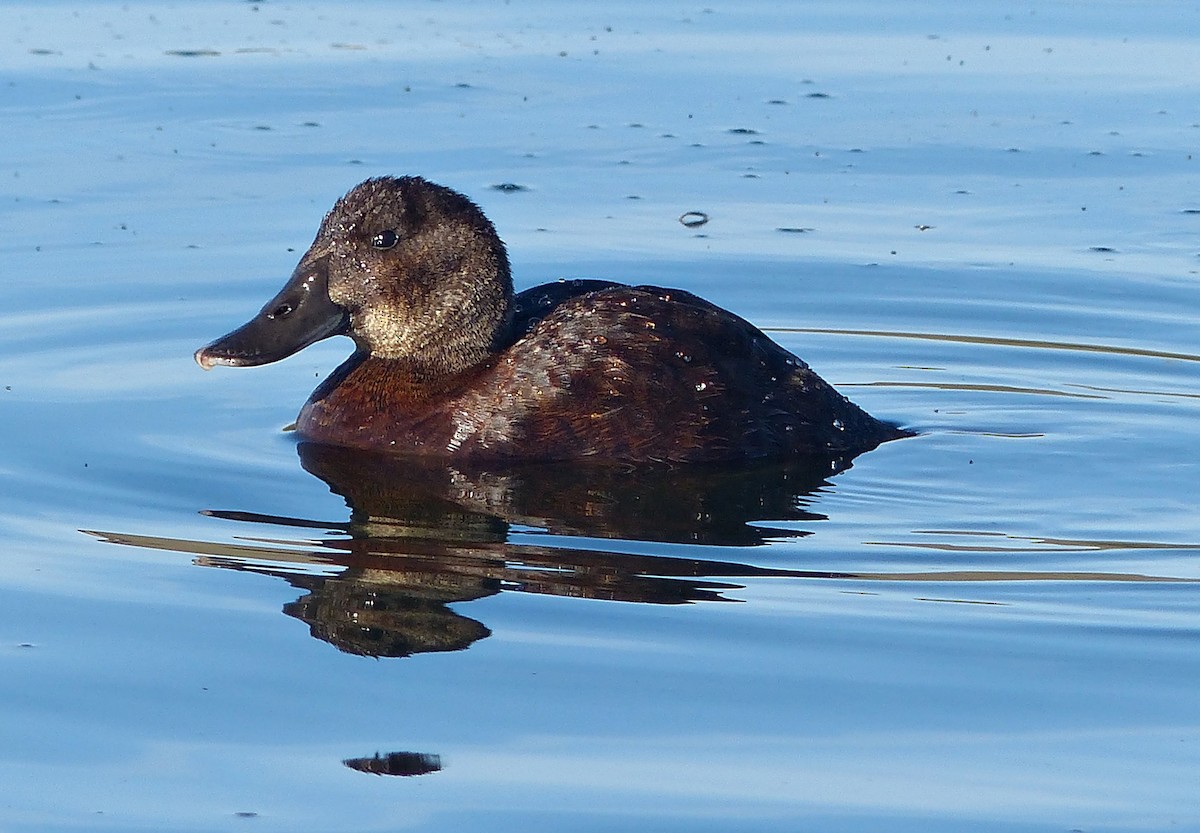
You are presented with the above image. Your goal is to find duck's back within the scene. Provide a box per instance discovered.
[494,282,902,461]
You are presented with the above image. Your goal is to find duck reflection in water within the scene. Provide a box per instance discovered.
[90,441,863,659]
[217,442,858,657]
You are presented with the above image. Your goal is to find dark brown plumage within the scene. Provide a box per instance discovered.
[196,176,909,462]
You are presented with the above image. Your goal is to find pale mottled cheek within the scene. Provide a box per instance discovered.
[354,306,403,356]
[327,257,374,310]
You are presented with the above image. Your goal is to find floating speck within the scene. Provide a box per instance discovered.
[491,182,527,192]
[805,92,831,99]
[343,751,443,777]
[165,49,220,57]
[728,127,759,135]
[679,211,709,228]
[776,227,814,234]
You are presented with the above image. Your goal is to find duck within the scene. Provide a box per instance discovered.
[195,176,909,463]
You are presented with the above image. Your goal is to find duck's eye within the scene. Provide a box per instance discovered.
[269,303,294,319]
[371,230,399,250]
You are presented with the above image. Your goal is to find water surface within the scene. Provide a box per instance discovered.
[2,2,1198,831]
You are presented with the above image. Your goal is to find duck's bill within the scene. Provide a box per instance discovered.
[195,259,349,370]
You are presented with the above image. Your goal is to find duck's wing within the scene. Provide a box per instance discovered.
[480,285,905,462]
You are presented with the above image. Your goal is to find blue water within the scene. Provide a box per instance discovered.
[2,1,1199,831]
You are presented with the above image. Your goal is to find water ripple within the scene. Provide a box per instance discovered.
[779,327,1200,364]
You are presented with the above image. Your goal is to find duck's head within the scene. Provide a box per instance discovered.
[195,176,513,377]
